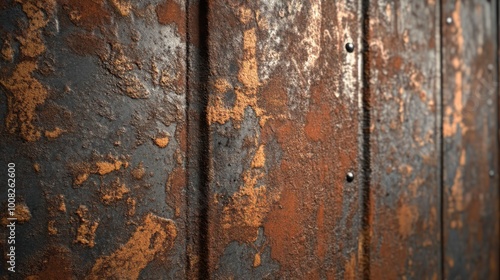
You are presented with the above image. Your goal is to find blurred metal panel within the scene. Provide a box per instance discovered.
[442,0,499,278]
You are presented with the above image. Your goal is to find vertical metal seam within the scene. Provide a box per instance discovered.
[186,0,210,278]
[438,0,445,279]
[496,2,500,277]
[360,0,371,278]
[185,1,190,278]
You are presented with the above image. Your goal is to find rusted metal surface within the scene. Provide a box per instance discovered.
[442,0,499,279]
[203,0,364,278]
[367,1,442,278]
[0,0,188,278]
[0,0,499,279]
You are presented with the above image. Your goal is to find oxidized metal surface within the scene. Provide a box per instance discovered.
[205,0,364,278]
[0,0,498,279]
[368,1,442,278]
[0,0,188,278]
[442,0,499,279]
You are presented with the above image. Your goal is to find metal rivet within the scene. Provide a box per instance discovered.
[446,17,453,24]
[346,171,354,182]
[487,64,494,71]
[345,43,355,53]
[489,170,495,177]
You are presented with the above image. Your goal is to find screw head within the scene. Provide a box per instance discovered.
[446,17,453,24]
[489,170,495,177]
[345,43,355,53]
[346,171,354,182]
[487,64,494,71]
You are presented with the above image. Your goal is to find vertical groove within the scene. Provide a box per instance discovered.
[496,2,500,277]
[438,0,445,279]
[360,0,371,278]
[186,0,210,278]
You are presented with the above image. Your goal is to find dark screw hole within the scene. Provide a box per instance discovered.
[345,43,355,53]
[346,171,354,182]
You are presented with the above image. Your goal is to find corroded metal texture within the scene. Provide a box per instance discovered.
[368,1,442,278]
[442,0,499,279]
[0,0,499,279]
[204,0,364,278]
[0,0,188,278]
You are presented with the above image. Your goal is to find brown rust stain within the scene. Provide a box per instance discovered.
[397,203,419,238]
[131,162,146,180]
[26,247,73,280]
[1,39,13,62]
[88,214,177,280]
[316,202,326,260]
[166,167,186,218]
[75,205,99,248]
[156,0,186,38]
[60,0,111,30]
[44,127,65,139]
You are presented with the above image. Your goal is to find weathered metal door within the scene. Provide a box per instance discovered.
[0,0,498,279]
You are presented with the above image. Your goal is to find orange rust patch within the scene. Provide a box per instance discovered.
[253,252,261,267]
[2,202,31,225]
[153,135,170,148]
[88,214,177,279]
[220,171,277,239]
[127,197,136,216]
[73,157,129,185]
[1,61,48,141]
[44,127,64,139]
[48,220,58,235]
[251,145,266,168]
[131,162,146,180]
[109,0,131,16]
[96,160,127,175]
[101,178,130,204]
[156,0,186,38]
[58,194,67,212]
[15,0,55,58]
[207,28,269,127]
[75,205,99,247]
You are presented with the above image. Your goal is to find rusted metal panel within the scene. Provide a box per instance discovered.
[204,0,364,278]
[0,0,188,278]
[442,0,499,279]
[367,1,442,278]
